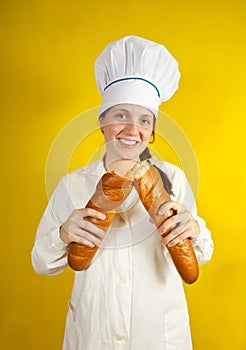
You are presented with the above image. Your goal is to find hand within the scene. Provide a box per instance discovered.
[60,208,106,248]
[157,201,200,247]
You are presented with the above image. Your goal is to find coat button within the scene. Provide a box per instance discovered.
[119,276,125,285]
[115,335,126,341]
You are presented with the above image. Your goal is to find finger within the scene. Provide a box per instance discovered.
[157,200,183,216]
[78,219,105,239]
[160,219,191,246]
[65,219,105,246]
[76,236,96,248]
[166,227,193,247]
[78,208,106,221]
[158,209,191,236]
[169,210,192,228]
[157,213,179,237]
[74,227,104,247]
[149,218,154,224]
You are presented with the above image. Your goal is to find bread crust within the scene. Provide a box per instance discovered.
[68,161,199,283]
[67,172,133,271]
[128,161,199,284]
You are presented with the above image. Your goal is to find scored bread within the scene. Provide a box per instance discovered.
[128,160,199,284]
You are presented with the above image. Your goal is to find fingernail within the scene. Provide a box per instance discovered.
[158,209,173,219]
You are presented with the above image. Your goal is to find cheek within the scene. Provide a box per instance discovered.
[141,129,153,142]
[103,124,122,142]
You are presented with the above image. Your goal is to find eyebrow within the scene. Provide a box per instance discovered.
[110,108,153,118]
[110,108,129,113]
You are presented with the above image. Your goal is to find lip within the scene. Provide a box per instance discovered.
[117,138,140,148]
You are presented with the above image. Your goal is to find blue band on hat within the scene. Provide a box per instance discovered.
[104,77,160,98]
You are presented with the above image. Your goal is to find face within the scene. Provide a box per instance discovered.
[99,104,155,166]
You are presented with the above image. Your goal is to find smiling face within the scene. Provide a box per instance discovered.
[99,104,155,172]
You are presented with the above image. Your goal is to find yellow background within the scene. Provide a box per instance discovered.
[1,0,245,349]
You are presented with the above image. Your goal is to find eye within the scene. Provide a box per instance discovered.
[115,113,127,121]
[140,118,152,127]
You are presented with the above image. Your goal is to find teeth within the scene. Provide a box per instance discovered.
[120,139,137,145]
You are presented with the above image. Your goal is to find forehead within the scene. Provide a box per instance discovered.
[108,104,154,117]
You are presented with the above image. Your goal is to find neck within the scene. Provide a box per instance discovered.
[104,155,138,177]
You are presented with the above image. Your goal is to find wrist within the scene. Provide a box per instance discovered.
[190,219,200,241]
[59,225,71,244]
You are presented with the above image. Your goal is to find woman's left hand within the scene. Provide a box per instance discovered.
[157,201,200,247]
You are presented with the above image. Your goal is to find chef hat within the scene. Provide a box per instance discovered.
[94,35,181,117]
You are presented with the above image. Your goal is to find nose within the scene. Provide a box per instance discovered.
[124,121,139,135]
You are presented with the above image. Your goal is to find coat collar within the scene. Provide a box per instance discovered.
[83,156,106,177]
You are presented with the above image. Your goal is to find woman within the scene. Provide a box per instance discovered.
[32,36,213,349]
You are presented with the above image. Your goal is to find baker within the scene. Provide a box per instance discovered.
[31,35,214,350]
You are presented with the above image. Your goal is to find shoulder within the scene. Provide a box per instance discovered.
[53,158,105,195]
[151,158,191,202]
[48,159,105,208]
[63,158,105,182]
[151,158,185,181]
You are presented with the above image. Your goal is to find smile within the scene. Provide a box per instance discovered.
[118,138,138,146]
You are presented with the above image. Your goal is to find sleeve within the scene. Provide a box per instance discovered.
[31,175,76,276]
[170,166,214,265]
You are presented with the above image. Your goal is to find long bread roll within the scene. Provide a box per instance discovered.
[68,172,133,271]
[128,160,199,284]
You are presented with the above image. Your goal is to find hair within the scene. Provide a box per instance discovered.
[139,148,173,196]
[99,107,173,195]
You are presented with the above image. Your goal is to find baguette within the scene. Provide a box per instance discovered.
[68,172,133,271]
[127,160,199,284]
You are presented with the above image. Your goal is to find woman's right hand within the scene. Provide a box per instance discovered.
[60,208,106,248]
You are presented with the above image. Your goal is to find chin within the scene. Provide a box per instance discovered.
[120,151,141,161]
[120,145,146,159]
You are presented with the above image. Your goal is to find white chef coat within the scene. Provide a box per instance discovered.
[31,157,213,350]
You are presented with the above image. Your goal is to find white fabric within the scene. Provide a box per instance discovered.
[31,157,213,350]
[94,36,181,116]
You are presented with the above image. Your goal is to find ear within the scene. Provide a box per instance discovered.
[149,130,155,144]
[98,116,104,133]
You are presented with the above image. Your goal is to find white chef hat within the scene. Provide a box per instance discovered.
[94,35,181,117]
